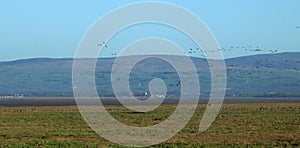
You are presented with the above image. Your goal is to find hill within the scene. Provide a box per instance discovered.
[0,53,299,97]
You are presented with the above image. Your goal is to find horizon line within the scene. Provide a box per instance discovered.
[0,51,298,63]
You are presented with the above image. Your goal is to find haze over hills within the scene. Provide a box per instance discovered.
[0,52,299,97]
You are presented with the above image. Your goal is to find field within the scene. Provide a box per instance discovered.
[0,103,299,147]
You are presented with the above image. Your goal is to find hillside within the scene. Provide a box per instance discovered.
[0,53,299,97]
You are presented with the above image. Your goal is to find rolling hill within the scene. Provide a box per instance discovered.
[0,52,299,97]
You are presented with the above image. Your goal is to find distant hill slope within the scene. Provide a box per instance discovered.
[0,52,299,97]
[224,52,300,97]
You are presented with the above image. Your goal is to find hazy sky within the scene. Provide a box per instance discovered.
[1,0,299,61]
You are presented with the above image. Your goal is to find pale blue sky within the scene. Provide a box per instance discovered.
[1,0,299,61]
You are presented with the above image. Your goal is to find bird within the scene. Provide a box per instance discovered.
[254,49,262,52]
[269,49,278,54]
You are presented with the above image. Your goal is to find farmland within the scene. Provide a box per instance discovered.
[0,103,299,147]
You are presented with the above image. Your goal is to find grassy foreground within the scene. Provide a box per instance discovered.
[0,103,299,147]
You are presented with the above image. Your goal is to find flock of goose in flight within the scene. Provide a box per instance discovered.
[97,41,280,57]
[184,45,280,57]
[96,26,299,57]
[96,38,299,74]
[93,26,300,97]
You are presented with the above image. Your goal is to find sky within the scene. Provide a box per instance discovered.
[0,0,299,61]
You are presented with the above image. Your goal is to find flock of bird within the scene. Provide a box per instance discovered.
[183,45,280,57]
[93,26,300,97]
[96,26,299,57]
[97,41,280,57]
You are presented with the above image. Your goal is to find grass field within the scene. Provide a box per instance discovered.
[0,103,299,147]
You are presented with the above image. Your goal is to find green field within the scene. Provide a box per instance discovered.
[0,103,299,147]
